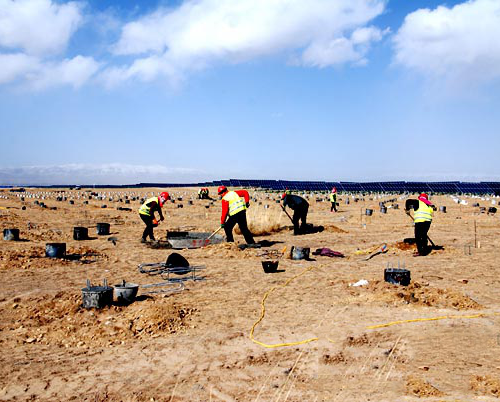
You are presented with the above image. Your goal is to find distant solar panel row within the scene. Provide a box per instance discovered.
[38,180,500,195]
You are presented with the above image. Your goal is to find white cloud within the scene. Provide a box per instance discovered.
[103,0,386,85]
[0,164,203,185]
[0,0,83,56]
[0,53,100,88]
[393,0,500,85]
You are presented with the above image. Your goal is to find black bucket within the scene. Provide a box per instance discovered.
[81,280,113,309]
[45,243,66,258]
[166,252,190,275]
[365,209,373,216]
[488,207,497,214]
[380,207,387,214]
[96,223,110,235]
[440,206,447,213]
[384,268,411,286]
[73,227,88,240]
[262,260,279,273]
[3,228,20,241]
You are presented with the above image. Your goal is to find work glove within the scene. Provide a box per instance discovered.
[246,202,250,208]
[220,223,225,228]
[160,216,165,221]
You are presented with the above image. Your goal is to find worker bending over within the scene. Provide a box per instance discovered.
[282,191,309,235]
[405,193,436,256]
[218,186,255,245]
[330,187,338,212]
[138,192,170,243]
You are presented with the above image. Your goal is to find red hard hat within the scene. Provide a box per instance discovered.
[218,185,227,195]
[419,193,428,200]
[159,191,170,206]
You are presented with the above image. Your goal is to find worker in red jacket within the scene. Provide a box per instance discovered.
[218,185,255,244]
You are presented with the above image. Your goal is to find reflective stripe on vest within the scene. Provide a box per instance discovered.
[414,200,433,223]
[329,193,336,202]
[223,191,246,216]
[138,197,159,216]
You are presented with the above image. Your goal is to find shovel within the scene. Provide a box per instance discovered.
[207,226,223,241]
[280,205,294,224]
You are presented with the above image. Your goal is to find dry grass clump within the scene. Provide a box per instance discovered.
[235,206,286,236]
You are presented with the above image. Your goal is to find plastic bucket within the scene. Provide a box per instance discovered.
[262,261,279,273]
[380,207,387,214]
[440,206,447,213]
[73,227,88,240]
[45,243,66,258]
[113,281,139,304]
[291,246,310,260]
[3,228,20,241]
[365,209,373,216]
[96,223,110,235]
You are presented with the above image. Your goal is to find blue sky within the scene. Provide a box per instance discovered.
[1,0,499,185]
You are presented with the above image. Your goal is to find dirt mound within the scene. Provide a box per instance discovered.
[0,291,197,348]
[323,225,348,233]
[470,375,500,397]
[406,376,445,397]
[393,241,416,251]
[350,281,482,310]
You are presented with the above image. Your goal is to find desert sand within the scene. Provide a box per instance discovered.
[1,187,499,401]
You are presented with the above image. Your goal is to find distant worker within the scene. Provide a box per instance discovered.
[282,191,309,235]
[218,186,255,245]
[405,193,436,256]
[330,187,338,212]
[138,191,170,243]
[198,188,211,199]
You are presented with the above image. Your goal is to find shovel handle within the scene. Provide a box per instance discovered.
[207,226,222,240]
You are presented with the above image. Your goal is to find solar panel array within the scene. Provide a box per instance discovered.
[35,180,500,195]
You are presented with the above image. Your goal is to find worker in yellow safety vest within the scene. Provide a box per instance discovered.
[138,191,170,243]
[218,185,255,244]
[329,187,338,212]
[405,193,436,256]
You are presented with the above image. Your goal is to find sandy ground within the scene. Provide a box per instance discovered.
[1,187,499,401]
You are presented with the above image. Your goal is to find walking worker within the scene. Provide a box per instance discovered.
[405,193,436,256]
[218,185,255,245]
[329,187,338,212]
[282,190,309,235]
[138,191,170,243]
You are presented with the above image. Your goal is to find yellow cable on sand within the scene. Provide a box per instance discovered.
[367,312,500,329]
[250,266,319,348]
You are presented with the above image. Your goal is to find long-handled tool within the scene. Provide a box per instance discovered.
[280,205,294,224]
[207,226,223,240]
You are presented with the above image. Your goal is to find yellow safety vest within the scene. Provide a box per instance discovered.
[223,191,246,216]
[414,200,433,223]
[138,197,159,216]
[329,193,337,202]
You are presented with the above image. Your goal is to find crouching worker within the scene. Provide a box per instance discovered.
[218,186,255,245]
[405,193,436,256]
[138,191,170,243]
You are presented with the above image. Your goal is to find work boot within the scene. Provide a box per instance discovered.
[141,238,147,243]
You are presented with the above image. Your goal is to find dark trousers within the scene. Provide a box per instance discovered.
[292,205,308,235]
[224,210,255,244]
[140,214,157,240]
[330,202,337,212]
[415,221,431,255]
